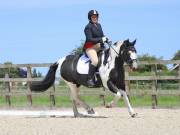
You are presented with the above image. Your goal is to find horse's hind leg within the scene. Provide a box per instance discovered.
[64,80,94,117]
[75,86,95,114]
[69,84,95,114]
[64,81,82,117]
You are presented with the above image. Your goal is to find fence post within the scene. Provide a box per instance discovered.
[27,66,32,106]
[178,64,180,90]
[50,84,56,108]
[99,87,106,106]
[5,73,11,107]
[125,65,131,100]
[151,64,158,109]
[178,65,180,100]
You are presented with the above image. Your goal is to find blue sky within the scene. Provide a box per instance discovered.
[0,0,180,64]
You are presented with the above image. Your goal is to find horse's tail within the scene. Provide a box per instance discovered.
[30,57,66,92]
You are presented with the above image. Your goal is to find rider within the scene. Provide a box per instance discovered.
[83,10,109,87]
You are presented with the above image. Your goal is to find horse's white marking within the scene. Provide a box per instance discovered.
[119,89,135,116]
[57,57,66,71]
[99,41,124,89]
[129,51,138,69]
[56,57,66,77]
[130,51,137,60]
[114,41,123,53]
[117,91,121,97]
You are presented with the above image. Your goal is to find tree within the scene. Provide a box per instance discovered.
[2,62,20,78]
[37,72,42,77]
[137,54,167,73]
[32,68,42,78]
[0,62,42,78]
[32,69,38,78]
[71,40,84,55]
[172,50,180,60]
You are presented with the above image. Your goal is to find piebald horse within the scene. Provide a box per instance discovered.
[30,39,138,117]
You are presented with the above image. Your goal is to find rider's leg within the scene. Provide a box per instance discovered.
[85,43,101,86]
[86,43,101,65]
[86,48,98,66]
[86,48,98,86]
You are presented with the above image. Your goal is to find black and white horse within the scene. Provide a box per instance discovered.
[30,39,138,117]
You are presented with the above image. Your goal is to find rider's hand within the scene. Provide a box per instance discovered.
[101,36,108,43]
[107,40,112,45]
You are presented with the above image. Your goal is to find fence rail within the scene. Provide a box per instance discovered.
[0,60,180,108]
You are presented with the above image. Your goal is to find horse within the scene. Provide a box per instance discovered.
[30,39,138,117]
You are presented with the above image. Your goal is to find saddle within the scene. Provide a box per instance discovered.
[76,51,106,74]
[77,54,91,74]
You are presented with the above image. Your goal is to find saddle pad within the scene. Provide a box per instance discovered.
[77,54,90,74]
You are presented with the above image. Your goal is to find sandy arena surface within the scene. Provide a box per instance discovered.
[0,107,180,135]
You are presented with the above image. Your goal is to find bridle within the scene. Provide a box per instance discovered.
[107,41,137,65]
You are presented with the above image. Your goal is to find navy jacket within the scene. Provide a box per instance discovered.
[84,22,104,44]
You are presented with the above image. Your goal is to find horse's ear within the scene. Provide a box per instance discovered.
[124,39,129,44]
[131,39,136,46]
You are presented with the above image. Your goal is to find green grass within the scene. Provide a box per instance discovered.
[129,95,180,107]
[0,96,6,106]
[11,96,27,107]
[32,96,50,107]
[0,95,180,108]
[129,96,152,107]
[55,96,72,107]
[157,96,180,107]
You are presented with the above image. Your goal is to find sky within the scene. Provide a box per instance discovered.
[0,0,180,65]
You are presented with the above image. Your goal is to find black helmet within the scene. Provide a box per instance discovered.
[88,10,99,20]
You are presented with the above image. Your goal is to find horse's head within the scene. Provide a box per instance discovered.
[112,39,138,70]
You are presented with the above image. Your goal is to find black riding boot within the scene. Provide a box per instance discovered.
[87,64,96,87]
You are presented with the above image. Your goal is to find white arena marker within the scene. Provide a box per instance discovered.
[0,110,99,117]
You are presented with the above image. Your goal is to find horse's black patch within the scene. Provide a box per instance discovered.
[60,54,103,87]
[107,55,126,93]
[103,49,110,66]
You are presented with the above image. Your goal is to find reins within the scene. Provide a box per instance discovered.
[106,41,120,56]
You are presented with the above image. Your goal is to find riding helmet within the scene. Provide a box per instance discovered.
[88,10,99,20]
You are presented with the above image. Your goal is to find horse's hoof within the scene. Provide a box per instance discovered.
[74,113,86,118]
[131,113,138,118]
[105,104,113,108]
[87,108,95,114]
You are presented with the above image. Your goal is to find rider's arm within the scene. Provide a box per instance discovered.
[84,26,102,44]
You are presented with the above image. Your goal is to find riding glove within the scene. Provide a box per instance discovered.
[101,37,108,44]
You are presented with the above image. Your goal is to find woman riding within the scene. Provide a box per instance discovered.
[84,10,109,87]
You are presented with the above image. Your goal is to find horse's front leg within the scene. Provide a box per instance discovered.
[119,89,137,117]
[106,93,122,108]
